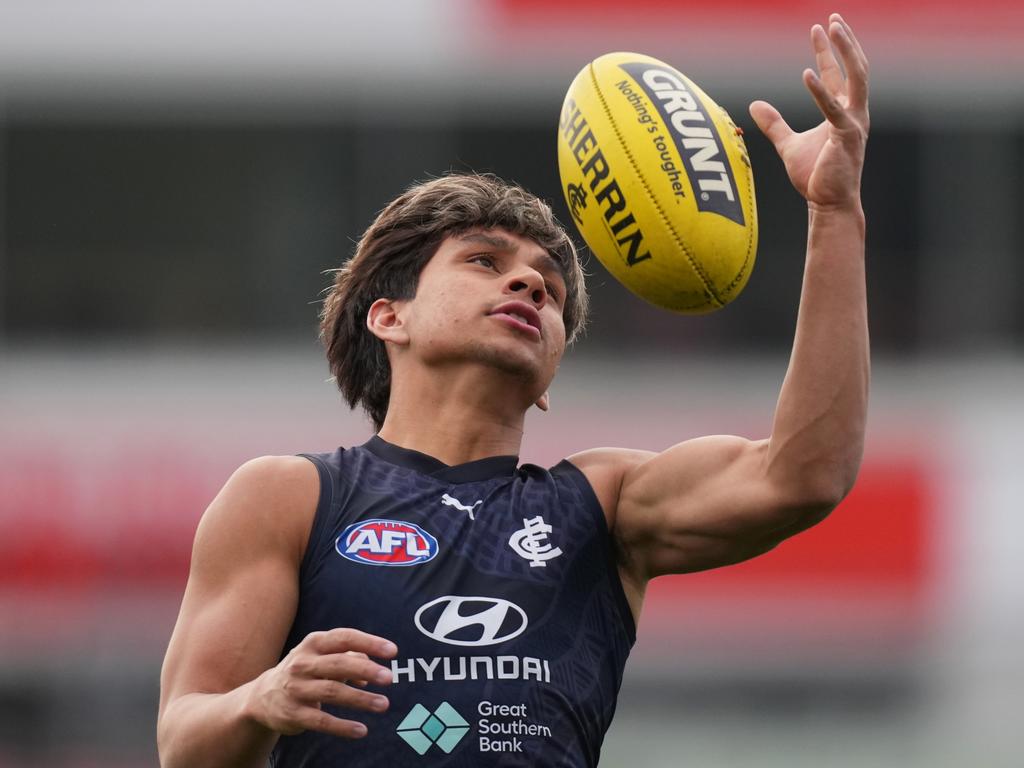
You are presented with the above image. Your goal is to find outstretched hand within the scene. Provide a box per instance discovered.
[749,13,870,210]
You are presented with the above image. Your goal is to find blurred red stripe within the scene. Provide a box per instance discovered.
[0,448,220,590]
[642,454,935,636]
[0,451,931,604]
[492,0,1024,35]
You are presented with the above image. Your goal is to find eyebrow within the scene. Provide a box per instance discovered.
[458,232,519,251]
[457,232,566,283]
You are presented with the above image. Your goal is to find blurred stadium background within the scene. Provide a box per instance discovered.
[1,1,1023,765]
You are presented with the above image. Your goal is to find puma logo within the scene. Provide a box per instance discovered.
[440,493,483,521]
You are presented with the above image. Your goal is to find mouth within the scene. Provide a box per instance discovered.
[489,301,542,339]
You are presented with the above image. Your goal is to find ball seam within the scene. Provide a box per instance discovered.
[717,115,757,299]
[588,62,723,310]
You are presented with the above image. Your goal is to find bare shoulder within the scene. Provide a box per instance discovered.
[222,454,320,499]
[218,454,320,509]
[194,454,321,572]
[565,447,656,526]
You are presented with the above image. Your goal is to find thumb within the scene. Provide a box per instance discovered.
[749,100,794,154]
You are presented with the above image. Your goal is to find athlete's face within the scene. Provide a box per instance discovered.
[399,228,568,394]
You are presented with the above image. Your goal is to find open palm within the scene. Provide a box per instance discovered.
[749,14,870,210]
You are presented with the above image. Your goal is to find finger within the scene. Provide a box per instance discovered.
[306,652,395,687]
[287,678,391,713]
[811,23,845,97]
[802,68,854,129]
[828,20,868,112]
[748,100,795,152]
[345,651,371,687]
[290,706,371,740]
[830,13,867,69]
[303,628,398,659]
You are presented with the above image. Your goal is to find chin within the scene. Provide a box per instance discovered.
[466,341,553,390]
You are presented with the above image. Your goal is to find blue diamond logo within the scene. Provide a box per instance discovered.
[396,701,469,755]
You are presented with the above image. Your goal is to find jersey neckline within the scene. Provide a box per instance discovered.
[363,435,520,483]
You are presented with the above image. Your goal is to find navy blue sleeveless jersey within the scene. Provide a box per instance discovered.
[269,436,635,767]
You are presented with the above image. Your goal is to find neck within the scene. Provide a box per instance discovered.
[377,364,538,465]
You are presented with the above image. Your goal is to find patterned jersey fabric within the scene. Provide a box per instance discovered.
[270,436,635,767]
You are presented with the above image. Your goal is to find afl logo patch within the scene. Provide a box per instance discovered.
[336,519,438,567]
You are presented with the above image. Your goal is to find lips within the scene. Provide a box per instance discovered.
[489,301,542,336]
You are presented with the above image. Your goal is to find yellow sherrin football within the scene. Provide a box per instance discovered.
[557,52,757,313]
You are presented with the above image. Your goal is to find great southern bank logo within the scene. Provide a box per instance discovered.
[336,519,438,567]
[396,701,469,755]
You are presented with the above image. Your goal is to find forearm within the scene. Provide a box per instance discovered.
[767,202,869,504]
[158,679,278,768]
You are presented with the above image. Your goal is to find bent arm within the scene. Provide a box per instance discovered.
[157,456,316,768]
[595,199,867,580]
[749,13,870,515]
[577,15,870,583]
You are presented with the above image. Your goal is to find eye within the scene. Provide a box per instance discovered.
[469,254,497,269]
[545,282,561,302]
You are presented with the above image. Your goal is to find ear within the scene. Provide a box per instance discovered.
[366,298,410,346]
[535,391,550,411]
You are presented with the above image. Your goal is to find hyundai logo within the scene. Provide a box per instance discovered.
[414,596,528,647]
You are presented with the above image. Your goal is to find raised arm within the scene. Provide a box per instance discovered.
[157,456,397,768]
[574,14,870,588]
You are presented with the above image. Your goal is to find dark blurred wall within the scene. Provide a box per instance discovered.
[4,110,1012,356]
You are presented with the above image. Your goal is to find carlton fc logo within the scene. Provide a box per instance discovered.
[337,519,439,567]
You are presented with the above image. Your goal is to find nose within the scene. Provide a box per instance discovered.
[504,266,547,308]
